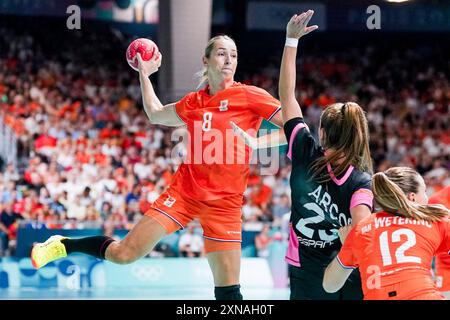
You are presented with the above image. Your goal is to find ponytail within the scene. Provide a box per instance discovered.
[310,102,373,183]
[373,171,449,222]
[195,67,208,89]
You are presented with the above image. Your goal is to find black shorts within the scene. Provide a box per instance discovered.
[288,264,363,300]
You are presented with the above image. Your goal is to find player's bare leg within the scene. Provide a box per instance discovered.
[207,249,243,300]
[32,215,167,268]
[105,215,167,264]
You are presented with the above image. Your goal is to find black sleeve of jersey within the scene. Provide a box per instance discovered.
[351,172,374,212]
[353,172,372,192]
[283,117,304,143]
[283,117,321,165]
[359,176,372,191]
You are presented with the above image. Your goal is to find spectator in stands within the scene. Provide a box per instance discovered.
[250,180,272,212]
[254,224,273,258]
[0,208,9,256]
[3,163,19,183]
[272,193,291,224]
[178,223,204,258]
[0,202,22,255]
[242,198,263,222]
[99,201,113,220]
[66,195,87,221]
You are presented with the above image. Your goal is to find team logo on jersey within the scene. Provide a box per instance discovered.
[163,195,176,207]
[219,100,228,111]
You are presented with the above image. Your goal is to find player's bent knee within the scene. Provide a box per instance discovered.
[115,253,139,265]
[111,246,140,265]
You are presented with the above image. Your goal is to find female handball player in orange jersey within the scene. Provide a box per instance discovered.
[323,167,450,300]
[429,185,450,298]
[31,34,287,300]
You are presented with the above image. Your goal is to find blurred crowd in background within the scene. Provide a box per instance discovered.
[0,22,448,258]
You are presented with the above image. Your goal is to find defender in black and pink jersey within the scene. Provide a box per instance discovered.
[279,11,374,299]
[284,117,373,299]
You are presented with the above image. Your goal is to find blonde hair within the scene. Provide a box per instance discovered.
[310,102,373,183]
[373,167,449,222]
[195,35,236,88]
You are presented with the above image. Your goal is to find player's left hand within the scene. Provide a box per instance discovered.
[230,121,258,149]
[286,10,318,39]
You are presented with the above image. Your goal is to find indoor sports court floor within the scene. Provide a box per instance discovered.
[0,287,290,300]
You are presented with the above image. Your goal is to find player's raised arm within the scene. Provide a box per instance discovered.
[137,53,185,127]
[279,10,318,124]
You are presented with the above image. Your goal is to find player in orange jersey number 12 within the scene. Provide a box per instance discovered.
[324,167,450,300]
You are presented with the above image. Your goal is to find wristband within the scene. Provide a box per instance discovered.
[285,37,299,48]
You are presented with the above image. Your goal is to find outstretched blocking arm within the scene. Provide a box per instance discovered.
[229,10,318,150]
[279,10,318,124]
[137,53,185,127]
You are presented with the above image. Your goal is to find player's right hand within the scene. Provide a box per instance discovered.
[286,10,318,39]
[136,52,162,77]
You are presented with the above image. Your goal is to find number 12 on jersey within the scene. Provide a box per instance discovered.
[379,228,421,266]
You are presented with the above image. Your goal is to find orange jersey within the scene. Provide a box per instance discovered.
[429,186,450,290]
[172,82,281,200]
[429,185,450,209]
[338,212,450,300]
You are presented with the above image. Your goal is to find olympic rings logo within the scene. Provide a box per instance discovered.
[130,265,164,282]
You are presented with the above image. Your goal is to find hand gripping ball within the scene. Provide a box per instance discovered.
[126,38,159,71]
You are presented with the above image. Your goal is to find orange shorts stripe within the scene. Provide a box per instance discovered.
[145,207,183,234]
[204,238,241,253]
